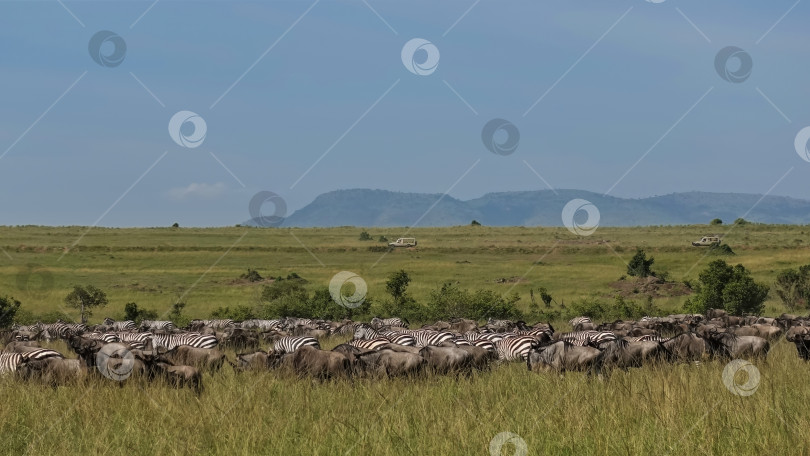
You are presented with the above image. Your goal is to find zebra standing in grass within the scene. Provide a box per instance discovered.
[348,338,390,351]
[115,332,152,349]
[370,317,408,329]
[241,319,282,331]
[354,325,416,346]
[39,322,86,340]
[103,318,136,331]
[270,336,320,354]
[557,330,617,348]
[140,320,176,332]
[402,329,455,348]
[83,333,120,343]
[5,346,64,361]
[0,353,23,375]
[149,333,217,350]
[464,332,506,343]
[494,336,539,361]
[625,335,667,343]
[569,316,595,331]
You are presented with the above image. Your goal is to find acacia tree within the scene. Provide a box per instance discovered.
[64,285,108,324]
[774,265,810,311]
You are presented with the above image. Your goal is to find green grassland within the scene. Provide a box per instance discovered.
[2,224,810,455]
[1,224,808,320]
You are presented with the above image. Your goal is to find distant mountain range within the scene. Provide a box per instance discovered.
[243,189,810,227]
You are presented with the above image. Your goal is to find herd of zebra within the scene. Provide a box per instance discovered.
[2,310,810,392]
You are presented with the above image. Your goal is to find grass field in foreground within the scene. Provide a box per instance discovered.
[0,224,808,321]
[1,337,808,455]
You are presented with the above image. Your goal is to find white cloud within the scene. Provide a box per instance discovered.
[167,182,227,201]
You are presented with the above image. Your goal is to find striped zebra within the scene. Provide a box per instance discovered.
[471,339,497,352]
[270,336,320,354]
[557,331,617,347]
[0,353,23,375]
[569,316,593,330]
[102,318,136,331]
[625,335,667,343]
[241,319,282,331]
[149,333,217,350]
[335,322,361,336]
[115,332,152,349]
[370,317,408,329]
[40,322,87,340]
[402,329,455,348]
[494,336,539,361]
[354,325,416,346]
[5,346,64,361]
[464,332,506,343]
[83,332,120,343]
[516,328,554,342]
[193,319,235,330]
[140,320,176,332]
[348,338,390,351]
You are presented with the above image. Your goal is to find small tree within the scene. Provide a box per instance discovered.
[471,220,481,226]
[627,249,655,278]
[0,296,21,328]
[64,285,108,323]
[123,302,158,324]
[684,260,769,315]
[378,235,388,243]
[359,231,373,241]
[710,218,723,225]
[240,268,264,282]
[172,222,180,228]
[734,218,749,225]
[774,265,810,311]
[536,286,553,307]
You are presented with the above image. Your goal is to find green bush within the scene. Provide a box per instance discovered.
[683,260,769,315]
[240,268,264,282]
[123,302,158,324]
[708,243,735,255]
[0,296,21,328]
[627,249,655,278]
[774,265,810,311]
[710,218,723,225]
[211,305,256,321]
[359,231,373,241]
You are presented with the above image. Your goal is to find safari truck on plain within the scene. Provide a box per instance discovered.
[388,237,417,248]
[692,235,722,247]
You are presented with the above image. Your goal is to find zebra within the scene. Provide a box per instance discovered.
[464,332,505,343]
[83,332,120,343]
[7,346,64,361]
[354,325,416,346]
[335,322,361,336]
[149,333,217,350]
[494,336,539,361]
[516,328,554,343]
[140,320,176,332]
[569,316,593,330]
[403,329,455,348]
[194,319,235,330]
[471,339,497,352]
[370,317,409,329]
[0,353,23,375]
[241,319,281,331]
[270,336,320,354]
[102,318,136,331]
[347,338,390,351]
[625,335,668,343]
[115,332,152,349]
[557,331,617,347]
[39,322,86,340]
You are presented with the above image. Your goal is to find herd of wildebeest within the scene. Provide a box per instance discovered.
[2,309,810,394]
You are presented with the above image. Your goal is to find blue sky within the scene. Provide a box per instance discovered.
[1,0,808,227]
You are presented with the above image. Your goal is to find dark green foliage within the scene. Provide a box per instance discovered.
[470,220,481,226]
[563,295,660,321]
[64,285,109,323]
[734,218,749,225]
[240,268,264,282]
[774,265,810,311]
[0,296,21,328]
[211,305,256,321]
[627,249,655,278]
[168,302,189,328]
[422,282,524,321]
[378,235,388,243]
[708,243,735,255]
[359,231,373,241]
[710,218,723,225]
[123,302,158,324]
[171,222,179,228]
[684,260,769,315]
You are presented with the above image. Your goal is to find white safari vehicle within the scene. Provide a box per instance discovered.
[692,235,721,246]
[388,238,417,247]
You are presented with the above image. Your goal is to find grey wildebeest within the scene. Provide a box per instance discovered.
[156,346,226,373]
[704,331,770,360]
[419,345,473,375]
[18,357,87,385]
[272,345,352,380]
[526,341,601,375]
[593,339,671,370]
[354,349,426,377]
[661,333,708,362]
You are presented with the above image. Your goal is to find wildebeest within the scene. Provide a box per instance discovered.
[156,346,226,373]
[235,351,271,371]
[272,345,352,380]
[145,361,203,395]
[419,345,473,375]
[18,357,87,385]
[354,349,426,377]
[704,332,770,360]
[593,339,671,370]
[661,332,708,362]
[526,341,601,374]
